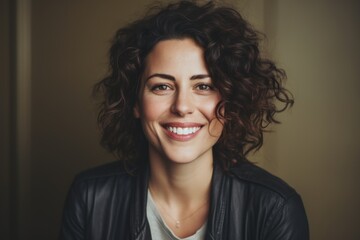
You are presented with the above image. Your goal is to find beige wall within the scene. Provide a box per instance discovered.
[2,0,359,239]
[261,1,360,239]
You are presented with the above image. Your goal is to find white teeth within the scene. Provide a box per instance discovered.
[167,126,201,135]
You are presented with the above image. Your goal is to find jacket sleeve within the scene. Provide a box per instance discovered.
[264,193,309,240]
[59,178,87,240]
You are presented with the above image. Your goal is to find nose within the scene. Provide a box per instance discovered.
[171,90,194,117]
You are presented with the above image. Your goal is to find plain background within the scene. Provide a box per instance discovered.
[1,0,359,239]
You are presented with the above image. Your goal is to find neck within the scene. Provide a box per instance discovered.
[148,150,213,206]
[147,148,213,237]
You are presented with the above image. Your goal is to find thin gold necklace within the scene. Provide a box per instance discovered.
[149,185,209,228]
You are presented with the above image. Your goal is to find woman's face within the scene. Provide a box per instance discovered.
[134,38,223,165]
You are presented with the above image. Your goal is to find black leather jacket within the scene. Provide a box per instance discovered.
[60,161,309,239]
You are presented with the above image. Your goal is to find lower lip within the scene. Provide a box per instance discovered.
[164,127,202,141]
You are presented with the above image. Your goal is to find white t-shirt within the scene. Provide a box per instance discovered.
[146,190,207,240]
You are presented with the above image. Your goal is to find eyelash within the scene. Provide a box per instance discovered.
[151,84,172,91]
[195,83,214,91]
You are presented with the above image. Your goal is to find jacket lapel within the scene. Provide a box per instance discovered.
[129,166,152,240]
[206,165,229,240]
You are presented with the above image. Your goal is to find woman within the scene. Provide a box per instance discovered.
[60,1,309,239]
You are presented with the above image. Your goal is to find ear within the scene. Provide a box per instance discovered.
[133,102,140,118]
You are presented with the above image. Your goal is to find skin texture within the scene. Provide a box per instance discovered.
[134,38,223,167]
[134,38,223,237]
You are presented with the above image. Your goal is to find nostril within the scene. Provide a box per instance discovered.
[171,94,194,116]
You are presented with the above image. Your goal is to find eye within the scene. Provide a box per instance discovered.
[149,84,173,95]
[195,84,214,91]
[151,84,171,91]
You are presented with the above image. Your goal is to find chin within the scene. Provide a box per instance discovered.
[162,148,212,165]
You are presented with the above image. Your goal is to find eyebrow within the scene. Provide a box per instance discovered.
[190,74,210,80]
[146,73,210,82]
[146,73,175,81]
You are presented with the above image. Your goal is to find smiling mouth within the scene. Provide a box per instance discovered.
[167,126,201,135]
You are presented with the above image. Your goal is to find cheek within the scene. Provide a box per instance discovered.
[202,103,218,118]
[199,94,221,119]
[140,96,167,122]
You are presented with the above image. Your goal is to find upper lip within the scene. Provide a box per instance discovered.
[161,122,204,128]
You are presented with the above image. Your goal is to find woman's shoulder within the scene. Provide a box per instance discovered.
[60,161,139,238]
[229,162,298,200]
[65,161,141,206]
[226,162,309,238]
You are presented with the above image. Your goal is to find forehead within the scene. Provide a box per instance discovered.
[143,38,208,75]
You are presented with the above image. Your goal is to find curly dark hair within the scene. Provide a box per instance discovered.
[94,0,294,171]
